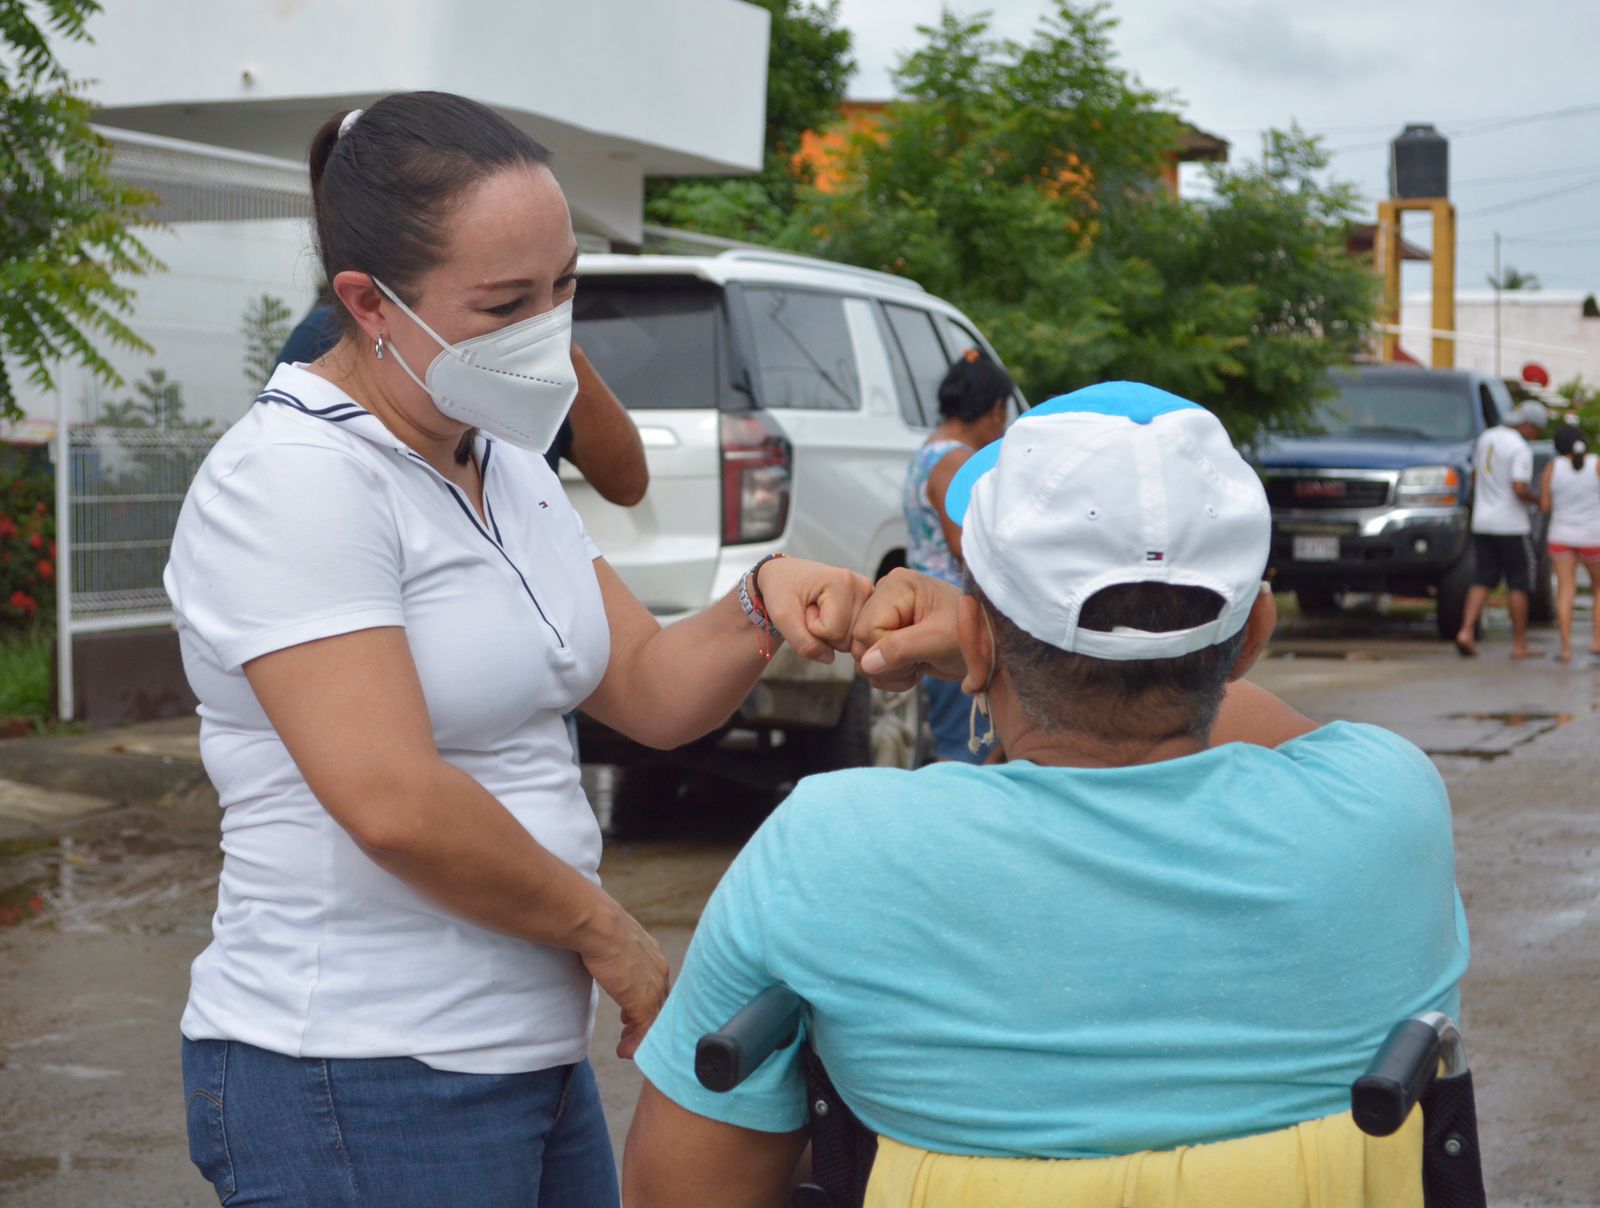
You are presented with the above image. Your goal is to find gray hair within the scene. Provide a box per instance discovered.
[966,573,1249,743]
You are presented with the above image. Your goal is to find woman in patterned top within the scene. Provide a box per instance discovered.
[901,349,1014,761]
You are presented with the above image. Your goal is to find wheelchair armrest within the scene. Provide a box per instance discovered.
[695,985,804,1093]
[1351,1011,1468,1137]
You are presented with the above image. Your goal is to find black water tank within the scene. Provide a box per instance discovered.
[1390,124,1448,198]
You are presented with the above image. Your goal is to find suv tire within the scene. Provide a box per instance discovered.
[1529,524,1556,626]
[1295,587,1341,617]
[1436,548,1476,641]
[791,676,926,776]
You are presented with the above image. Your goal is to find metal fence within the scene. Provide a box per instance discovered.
[64,425,216,627]
[54,421,218,718]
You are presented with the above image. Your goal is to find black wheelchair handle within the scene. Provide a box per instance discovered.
[1351,1017,1446,1137]
[695,985,804,1093]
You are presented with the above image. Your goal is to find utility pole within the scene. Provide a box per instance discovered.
[1493,230,1502,375]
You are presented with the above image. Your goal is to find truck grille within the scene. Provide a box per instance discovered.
[1263,476,1390,509]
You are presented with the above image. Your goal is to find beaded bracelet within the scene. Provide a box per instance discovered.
[737,553,785,660]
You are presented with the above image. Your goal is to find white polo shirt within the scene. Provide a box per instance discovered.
[1471,425,1534,535]
[165,364,610,1073]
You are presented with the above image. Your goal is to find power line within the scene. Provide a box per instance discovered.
[1455,165,1600,188]
[1211,101,1600,140]
[1460,172,1600,218]
[1324,99,1600,155]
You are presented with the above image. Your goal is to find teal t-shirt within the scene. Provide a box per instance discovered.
[635,721,1469,1158]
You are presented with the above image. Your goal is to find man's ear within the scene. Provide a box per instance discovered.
[331,271,386,344]
[956,594,994,695]
[1228,587,1276,682]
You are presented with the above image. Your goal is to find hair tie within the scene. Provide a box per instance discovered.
[338,109,364,140]
[964,348,980,363]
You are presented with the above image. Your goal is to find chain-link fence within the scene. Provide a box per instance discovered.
[63,424,217,632]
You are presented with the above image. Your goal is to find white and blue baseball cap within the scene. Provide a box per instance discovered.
[946,381,1270,661]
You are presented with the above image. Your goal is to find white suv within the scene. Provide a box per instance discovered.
[568,249,1018,792]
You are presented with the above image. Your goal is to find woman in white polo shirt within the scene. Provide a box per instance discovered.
[165,92,868,1208]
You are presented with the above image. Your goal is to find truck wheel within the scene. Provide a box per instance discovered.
[790,676,925,776]
[1528,542,1556,625]
[1295,587,1341,616]
[1435,549,1476,641]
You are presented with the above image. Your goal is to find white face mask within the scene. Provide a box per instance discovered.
[373,277,580,453]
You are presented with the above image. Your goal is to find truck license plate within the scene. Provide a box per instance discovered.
[1293,535,1340,562]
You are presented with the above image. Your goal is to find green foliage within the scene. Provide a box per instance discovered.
[241,293,293,389]
[0,0,161,423]
[96,367,209,432]
[753,0,854,159]
[777,3,1377,446]
[0,443,55,636]
[645,0,854,240]
[0,633,50,721]
[658,1,1380,446]
[1487,265,1540,291]
[1554,376,1600,444]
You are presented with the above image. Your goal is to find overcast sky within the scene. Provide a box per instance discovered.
[833,0,1600,298]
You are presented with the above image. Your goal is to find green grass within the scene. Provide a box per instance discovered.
[0,634,50,721]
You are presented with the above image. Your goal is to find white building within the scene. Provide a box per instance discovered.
[10,0,770,430]
[1399,289,1600,388]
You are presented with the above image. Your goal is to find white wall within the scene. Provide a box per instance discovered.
[58,0,770,174]
[1399,290,1600,384]
[11,219,320,430]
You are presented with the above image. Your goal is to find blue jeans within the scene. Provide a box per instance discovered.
[183,1038,618,1207]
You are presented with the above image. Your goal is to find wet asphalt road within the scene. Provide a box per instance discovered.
[1,599,1597,1207]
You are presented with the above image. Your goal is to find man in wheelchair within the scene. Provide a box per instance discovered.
[624,384,1471,1207]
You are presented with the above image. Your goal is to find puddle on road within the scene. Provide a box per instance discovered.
[0,831,217,934]
[1268,649,1384,662]
[1427,711,1576,762]
[0,1154,134,1184]
[1445,711,1575,727]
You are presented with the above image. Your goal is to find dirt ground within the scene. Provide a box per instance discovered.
[1,602,1597,1206]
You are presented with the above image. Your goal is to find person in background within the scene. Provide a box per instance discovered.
[1539,417,1600,663]
[901,349,1012,762]
[277,299,649,507]
[1455,399,1548,658]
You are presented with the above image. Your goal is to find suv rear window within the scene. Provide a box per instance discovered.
[743,287,860,411]
[1313,375,1479,442]
[572,278,723,409]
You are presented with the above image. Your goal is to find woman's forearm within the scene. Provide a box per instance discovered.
[354,757,621,950]
[585,556,868,751]
[588,585,780,750]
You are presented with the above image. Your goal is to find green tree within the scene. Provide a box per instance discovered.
[779,3,1377,444]
[1487,265,1540,291]
[661,1,1379,445]
[644,0,854,241]
[0,0,159,422]
[241,293,293,389]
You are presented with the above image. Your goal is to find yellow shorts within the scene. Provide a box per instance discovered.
[865,1109,1423,1208]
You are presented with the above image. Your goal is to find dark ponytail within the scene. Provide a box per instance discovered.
[936,349,1015,423]
[308,92,551,335]
[1554,421,1588,472]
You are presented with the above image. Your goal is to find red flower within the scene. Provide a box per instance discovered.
[37,560,53,581]
[34,501,47,516]
[0,516,15,539]
[28,533,43,550]
[9,590,36,616]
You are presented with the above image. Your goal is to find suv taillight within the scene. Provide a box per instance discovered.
[720,411,792,545]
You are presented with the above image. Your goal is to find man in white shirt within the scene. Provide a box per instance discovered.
[1456,400,1548,657]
